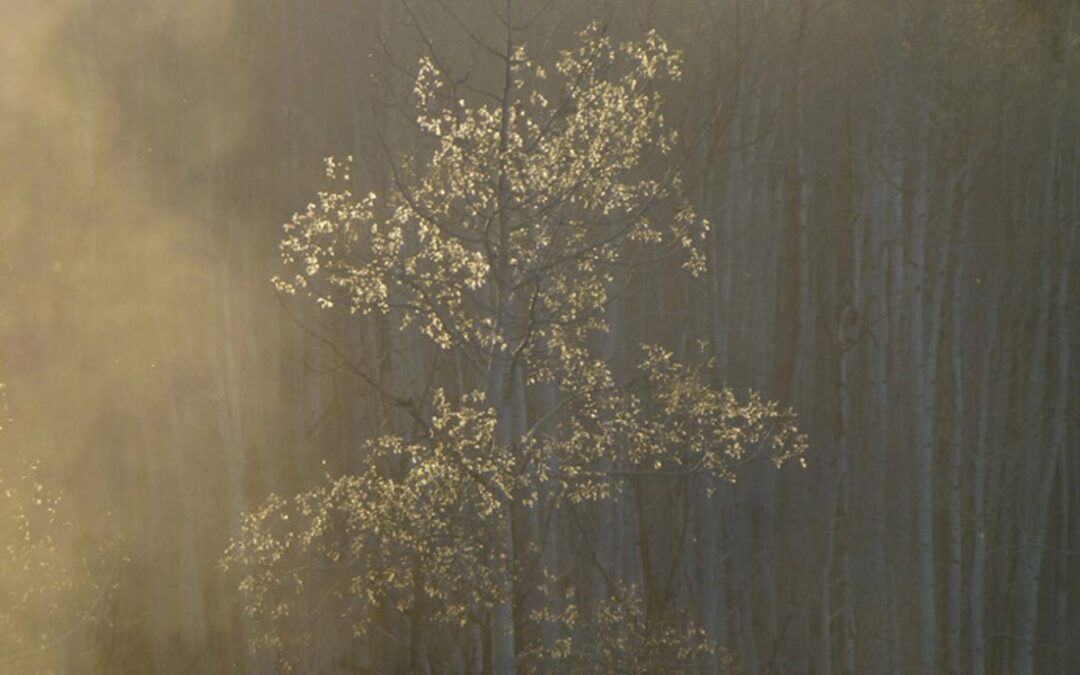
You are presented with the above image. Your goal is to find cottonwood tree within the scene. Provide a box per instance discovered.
[224,21,805,673]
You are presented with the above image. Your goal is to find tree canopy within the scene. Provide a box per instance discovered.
[225,23,805,673]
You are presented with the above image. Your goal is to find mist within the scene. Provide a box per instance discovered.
[1,0,1076,672]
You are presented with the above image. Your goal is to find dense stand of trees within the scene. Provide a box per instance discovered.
[1,0,1077,672]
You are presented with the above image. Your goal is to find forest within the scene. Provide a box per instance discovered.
[1,0,1077,673]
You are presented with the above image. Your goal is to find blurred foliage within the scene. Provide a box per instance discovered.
[0,386,125,673]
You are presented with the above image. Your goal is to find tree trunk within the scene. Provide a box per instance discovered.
[970,274,997,675]
[910,102,945,674]
[946,233,965,675]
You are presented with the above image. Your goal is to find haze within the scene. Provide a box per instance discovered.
[1,1,1076,673]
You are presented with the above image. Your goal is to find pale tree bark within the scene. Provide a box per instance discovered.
[1055,138,1079,675]
[945,173,970,675]
[1013,85,1074,673]
[1012,234,1054,675]
[910,98,946,675]
[792,0,814,380]
[1049,195,1074,675]
[969,268,998,675]
[945,262,964,675]
[822,124,861,675]
[857,81,900,675]
[838,103,863,675]
[1016,13,1078,669]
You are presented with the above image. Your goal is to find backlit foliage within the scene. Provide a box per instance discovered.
[224,391,514,667]
[0,456,72,669]
[229,23,806,669]
[224,350,803,668]
[523,579,734,674]
[273,22,707,361]
[540,344,807,504]
[0,387,122,673]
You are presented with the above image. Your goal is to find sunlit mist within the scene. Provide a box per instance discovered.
[1,1,1076,673]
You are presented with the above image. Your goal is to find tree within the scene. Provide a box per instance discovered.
[224,21,805,673]
[0,384,123,673]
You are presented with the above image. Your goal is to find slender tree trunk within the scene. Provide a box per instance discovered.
[970,273,997,675]
[1056,140,1079,675]
[946,230,965,675]
[1013,243,1054,675]
[1014,124,1075,672]
[1051,216,1074,675]
[861,93,897,675]
[829,342,857,675]
[489,4,522,670]
[910,101,946,673]
[819,480,834,675]
[838,104,861,675]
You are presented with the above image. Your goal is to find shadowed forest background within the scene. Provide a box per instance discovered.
[1,0,1077,673]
